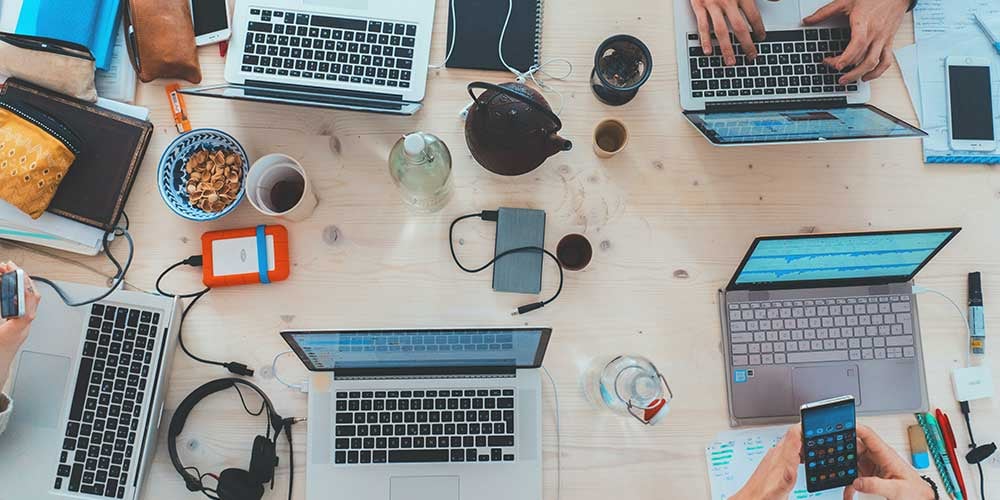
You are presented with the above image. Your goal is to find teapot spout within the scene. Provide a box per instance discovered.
[549,133,573,153]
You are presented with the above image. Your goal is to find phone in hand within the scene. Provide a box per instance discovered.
[191,0,231,46]
[1,269,26,319]
[801,395,858,492]
[945,56,996,152]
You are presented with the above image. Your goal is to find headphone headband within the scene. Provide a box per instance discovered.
[168,378,284,495]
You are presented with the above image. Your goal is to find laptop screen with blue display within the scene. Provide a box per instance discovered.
[730,229,959,288]
[282,328,550,371]
[684,105,926,145]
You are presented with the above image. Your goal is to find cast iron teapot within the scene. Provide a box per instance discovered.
[465,81,572,176]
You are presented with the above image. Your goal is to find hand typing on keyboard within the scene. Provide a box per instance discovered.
[802,0,911,84]
[688,0,768,64]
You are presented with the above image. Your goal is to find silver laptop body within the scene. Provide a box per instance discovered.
[719,228,961,426]
[0,281,181,500]
[672,0,925,146]
[181,0,435,115]
[282,328,550,500]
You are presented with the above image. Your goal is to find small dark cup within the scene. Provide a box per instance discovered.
[591,34,653,106]
[557,234,594,271]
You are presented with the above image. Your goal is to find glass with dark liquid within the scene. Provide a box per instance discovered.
[246,154,318,221]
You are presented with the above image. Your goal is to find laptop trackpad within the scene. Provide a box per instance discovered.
[11,351,71,429]
[390,476,459,500]
[792,365,860,408]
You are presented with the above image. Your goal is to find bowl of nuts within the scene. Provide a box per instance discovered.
[157,129,249,221]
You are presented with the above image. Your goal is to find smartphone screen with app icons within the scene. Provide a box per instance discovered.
[801,395,858,492]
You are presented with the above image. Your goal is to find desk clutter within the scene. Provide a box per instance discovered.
[0,0,998,499]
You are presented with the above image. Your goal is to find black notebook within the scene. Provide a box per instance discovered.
[446,0,542,73]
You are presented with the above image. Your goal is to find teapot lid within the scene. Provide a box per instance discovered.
[467,82,563,133]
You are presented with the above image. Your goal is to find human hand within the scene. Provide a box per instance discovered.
[0,262,40,389]
[688,0,767,65]
[843,425,935,500]
[731,426,802,500]
[803,0,910,84]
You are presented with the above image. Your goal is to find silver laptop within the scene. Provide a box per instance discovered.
[281,327,550,500]
[181,0,435,115]
[0,281,181,499]
[672,0,926,145]
[719,228,961,426]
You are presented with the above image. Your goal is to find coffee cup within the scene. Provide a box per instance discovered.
[593,119,629,158]
[246,153,318,221]
[557,234,593,271]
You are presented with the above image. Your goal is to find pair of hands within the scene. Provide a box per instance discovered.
[732,425,935,500]
[688,0,911,84]
[0,262,40,390]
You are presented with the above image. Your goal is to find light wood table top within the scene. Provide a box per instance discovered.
[6,0,1000,498]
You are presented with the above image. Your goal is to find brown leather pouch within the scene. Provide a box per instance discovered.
[124,0,202,83]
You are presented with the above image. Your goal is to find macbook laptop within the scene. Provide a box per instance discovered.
[182,0,436,115]
[718,228,961,426]
[672,0,926,145]
[0,281,181,499]
[281,327,550,500]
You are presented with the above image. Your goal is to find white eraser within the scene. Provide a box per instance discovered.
[952,365,995,402]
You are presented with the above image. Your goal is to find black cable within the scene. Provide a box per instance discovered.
[961,401,990,500]
[157,257,254,376]
[449,211,564,315]
[282,418,296,500]
[31,221,135,307]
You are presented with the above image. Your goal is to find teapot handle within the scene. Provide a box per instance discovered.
[467,81,562,132]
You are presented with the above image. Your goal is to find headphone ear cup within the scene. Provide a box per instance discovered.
[216,468,264,500]
[248,435,277,484]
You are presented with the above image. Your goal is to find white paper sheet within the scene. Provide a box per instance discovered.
[706,426,841,500]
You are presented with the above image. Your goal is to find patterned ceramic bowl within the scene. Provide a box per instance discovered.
[157,129,249,221]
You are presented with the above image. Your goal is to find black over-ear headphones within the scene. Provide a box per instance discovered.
[168,378,298,500]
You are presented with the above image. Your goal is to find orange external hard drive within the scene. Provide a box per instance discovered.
[201,225,290,287]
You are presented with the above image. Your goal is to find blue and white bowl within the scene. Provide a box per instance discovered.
[157,129,249,221]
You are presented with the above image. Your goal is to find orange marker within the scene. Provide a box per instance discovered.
[166,83,191,133]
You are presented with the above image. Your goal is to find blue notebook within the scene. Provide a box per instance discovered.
[15,0,121,71]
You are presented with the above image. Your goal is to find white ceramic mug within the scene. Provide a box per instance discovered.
[246,153,318,222]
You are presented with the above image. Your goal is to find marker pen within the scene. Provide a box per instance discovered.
[968,272,985,356]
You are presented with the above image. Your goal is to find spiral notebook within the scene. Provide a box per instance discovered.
[445,0,542,73]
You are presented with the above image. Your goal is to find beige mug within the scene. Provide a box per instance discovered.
[593,118,629,158]
[246,153,318,222]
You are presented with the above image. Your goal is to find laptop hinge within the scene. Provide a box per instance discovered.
[704,96,848,113]
[244,79,405,102]
[333,366,517,380]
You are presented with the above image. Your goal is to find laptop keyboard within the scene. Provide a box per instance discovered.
[334,389,517,465]
[687,28,861,100]
[242,7,417,89]
[728,295,916,367]
[54,304,163,498]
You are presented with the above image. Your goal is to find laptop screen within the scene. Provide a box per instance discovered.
[684,105,926,145]
[728,229,960,290]
[281,328,551,371]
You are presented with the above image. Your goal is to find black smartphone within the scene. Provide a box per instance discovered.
[801,395,858,492]
[1,269,26,319]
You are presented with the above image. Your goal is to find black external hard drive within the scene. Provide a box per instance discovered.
[492,207,545,294]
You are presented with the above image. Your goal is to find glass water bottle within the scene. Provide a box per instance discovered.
[388,132,453,213]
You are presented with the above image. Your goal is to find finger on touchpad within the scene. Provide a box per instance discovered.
[799,0,842,22]
[390,476,460,500]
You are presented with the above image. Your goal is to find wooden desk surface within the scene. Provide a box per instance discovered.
[6,0,1000,498]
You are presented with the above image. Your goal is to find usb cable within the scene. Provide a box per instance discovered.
[449,210,564,315]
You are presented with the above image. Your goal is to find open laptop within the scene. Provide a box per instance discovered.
[718,228,961,426]
[181,0,436,115]
[281,327,550,500]
[672,0,926,145]
[0,281,181,499]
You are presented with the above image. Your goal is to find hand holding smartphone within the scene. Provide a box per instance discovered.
[0,270,26,319]
[801,395,858,492]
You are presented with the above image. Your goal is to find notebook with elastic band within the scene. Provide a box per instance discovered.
[0,79,152,231]
[446,0,543,73]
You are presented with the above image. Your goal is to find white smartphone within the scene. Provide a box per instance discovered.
[1,269,26,319]
[946,56,996,152]
[191,0,231,46]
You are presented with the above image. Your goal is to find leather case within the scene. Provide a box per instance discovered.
[124,0,202,83]
[0,79,153,231]
[0,33,98,102]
